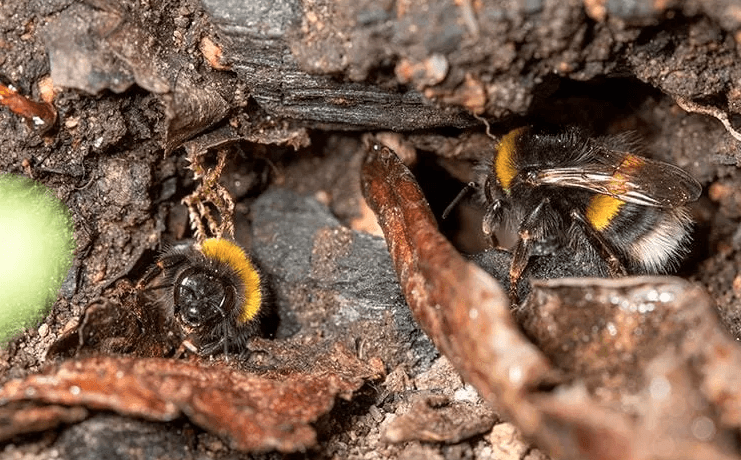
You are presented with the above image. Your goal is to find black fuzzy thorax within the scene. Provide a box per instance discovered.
[492,130,599,250]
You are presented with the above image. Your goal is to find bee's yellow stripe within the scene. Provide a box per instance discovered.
[586,194,624,231]
[495,128,525,192]
[201,238,262,323]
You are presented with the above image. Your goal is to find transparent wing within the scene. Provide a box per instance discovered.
[533,151,701,207]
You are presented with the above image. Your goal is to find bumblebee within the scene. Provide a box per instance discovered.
[139,238,263,356]
[476,127,701,302]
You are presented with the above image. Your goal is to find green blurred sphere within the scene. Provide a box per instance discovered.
[0,174,75,343]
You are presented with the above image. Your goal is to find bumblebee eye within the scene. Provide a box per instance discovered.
[174,271,228,327]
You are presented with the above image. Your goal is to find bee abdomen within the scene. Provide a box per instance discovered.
[601,204,693,273]
[585,194,625,231]
[625,207,693,273]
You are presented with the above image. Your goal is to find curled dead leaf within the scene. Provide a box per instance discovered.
[0,342,383,453]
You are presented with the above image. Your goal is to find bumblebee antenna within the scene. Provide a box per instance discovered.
[442,182,477,219]
[213,295,229,359]
[223,321,229,359]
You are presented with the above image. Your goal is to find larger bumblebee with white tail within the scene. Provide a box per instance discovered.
[475,127,701,302]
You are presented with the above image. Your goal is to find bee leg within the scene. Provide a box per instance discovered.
[509,236,533,305]
[570,209,628,276]
[193,338,218,357]
[508,199,551,304]
[175,338,199,358]
[482,199,504,239]
[136,253,189,289]
[136,262,164,290]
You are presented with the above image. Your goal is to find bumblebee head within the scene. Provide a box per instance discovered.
[174,268,235,328]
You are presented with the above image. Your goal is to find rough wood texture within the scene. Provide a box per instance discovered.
[202,0,476,130]
[204,0,741,135]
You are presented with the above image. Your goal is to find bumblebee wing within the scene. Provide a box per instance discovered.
[534,153,701,207]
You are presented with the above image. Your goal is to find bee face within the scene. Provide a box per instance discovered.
[174,268,233,327]
[479,127,702,303]
[140,238,263,356]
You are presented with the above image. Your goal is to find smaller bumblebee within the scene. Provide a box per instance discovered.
[139,238,263,356]
[476,127,701,302]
